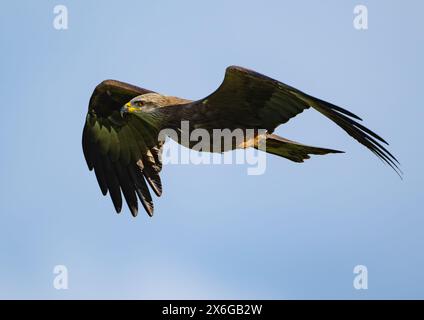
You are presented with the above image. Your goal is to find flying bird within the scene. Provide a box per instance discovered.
[82,66,400,217]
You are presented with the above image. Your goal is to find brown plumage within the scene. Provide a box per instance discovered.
[82,66,400,217]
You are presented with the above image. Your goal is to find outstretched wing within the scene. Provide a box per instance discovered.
[82,80,163,217]
[192,66,400,175]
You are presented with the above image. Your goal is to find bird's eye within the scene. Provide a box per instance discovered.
[131,100,143,107]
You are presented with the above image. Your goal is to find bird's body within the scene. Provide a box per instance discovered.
[83,66,400,217]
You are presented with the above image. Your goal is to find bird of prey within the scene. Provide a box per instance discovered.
[82,66,400,217]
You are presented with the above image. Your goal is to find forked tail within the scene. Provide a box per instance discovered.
[259,133,344,163]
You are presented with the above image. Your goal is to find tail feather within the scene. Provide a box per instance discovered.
[261,133,343,163]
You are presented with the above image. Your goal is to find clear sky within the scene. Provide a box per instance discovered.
[0,0,423,299]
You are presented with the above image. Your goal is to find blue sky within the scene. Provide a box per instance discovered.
[0,0,423,299]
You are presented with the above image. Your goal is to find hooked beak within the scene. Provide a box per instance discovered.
[120,102,137,117]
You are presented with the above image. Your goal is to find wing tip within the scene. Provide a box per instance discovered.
[130,206,138,217]
[142,203,154,217]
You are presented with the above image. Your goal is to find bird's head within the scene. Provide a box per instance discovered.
[120,93,167,116]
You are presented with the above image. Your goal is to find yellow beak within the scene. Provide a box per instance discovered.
[121,102,139,116]
[125,102,139,113]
